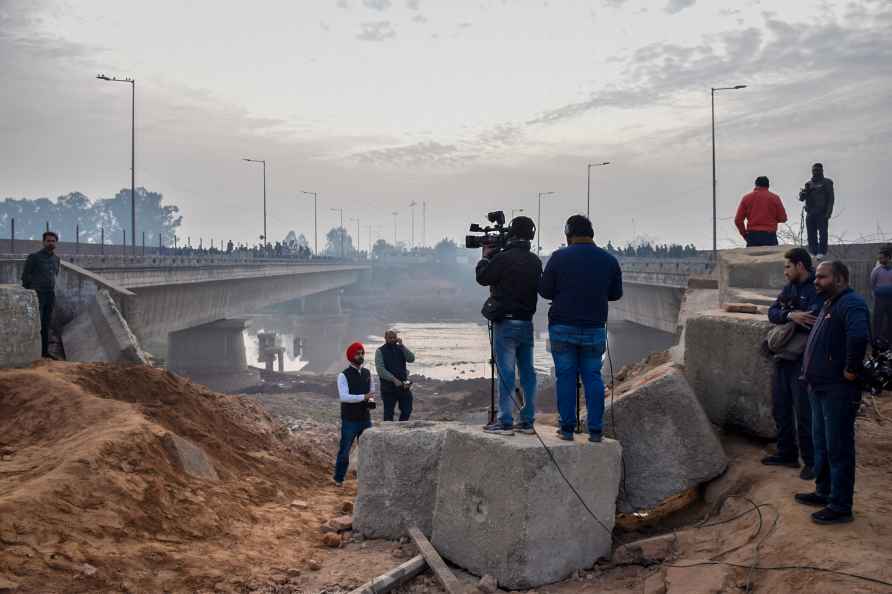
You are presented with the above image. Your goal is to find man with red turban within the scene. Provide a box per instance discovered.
[334,341,376,486]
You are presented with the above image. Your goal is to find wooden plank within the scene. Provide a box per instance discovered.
[347,555,427,594]
[407,526,467,594]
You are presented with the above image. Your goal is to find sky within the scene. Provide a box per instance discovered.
[2,0,891,252]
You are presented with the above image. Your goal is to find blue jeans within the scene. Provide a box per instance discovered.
[549,324,607,434]
[810,384,860,513]
[334,418,372,483]
[493,320,536,427]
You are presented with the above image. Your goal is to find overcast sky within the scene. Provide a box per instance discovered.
[2,0,891,252]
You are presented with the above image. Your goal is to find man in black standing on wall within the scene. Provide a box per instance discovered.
[21,231,60,358]
[799,163,835,259]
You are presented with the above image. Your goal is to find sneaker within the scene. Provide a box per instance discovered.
[557,431,574,441]
[333,480,344,488]
[514,422,535,435]
[483,423,515,436]
[761,454,800,468]
[811,507,853,525]
[815,253,825,260]
[799,466,816,481]
[588,433,602,443]
[794,492,829,507]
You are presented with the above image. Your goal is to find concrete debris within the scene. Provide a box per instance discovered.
[611,533,677,566]
[684,310,777,438]
[354,421,452,539]
[476,574,498,593]
[61,289,149,365]
[431,426,622,589]
[723,302,760,314]
[160,433,220,481]
[0,285,41,368]
[604,364,727,512]
[330,515,353,532]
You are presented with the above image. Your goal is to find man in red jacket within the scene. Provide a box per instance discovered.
[735,176,788,247]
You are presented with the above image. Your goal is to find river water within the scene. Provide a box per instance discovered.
[243,315,675,380]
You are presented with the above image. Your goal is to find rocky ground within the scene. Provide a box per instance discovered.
[2,360,891,593]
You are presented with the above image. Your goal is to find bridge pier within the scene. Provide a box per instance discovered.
[167,319,258,393]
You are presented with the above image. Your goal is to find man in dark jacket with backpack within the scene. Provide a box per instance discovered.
[765,248,823,479]
[795,260,870,525]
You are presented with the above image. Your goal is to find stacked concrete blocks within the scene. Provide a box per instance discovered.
[431,428,622,590]
[684,310,776,438]
[353,421,452,539]
[604,364,727,512]
[0,285,41,368]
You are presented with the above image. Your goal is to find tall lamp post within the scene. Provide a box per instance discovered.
[330,207,344,257]
[350,217,360,254]
[537,191,555,255]
[242,158,267,245]
[409,201,417,248]
[711,85,747,257]
[586,161,611,218]
[392,211,398,245]
[96,74,136,254]
[301,190,318,255]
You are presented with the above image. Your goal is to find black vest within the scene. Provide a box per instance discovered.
[380,344,408,386]
[341,366,371,422]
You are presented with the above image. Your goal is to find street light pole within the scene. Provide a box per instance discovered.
[330,207,344,257]
[96,74,136,254]
[537,191,555,255]
[586,161,611,219]
[301,191,318,255]
[409,201,417,248]
[243,158,267,245]
[350,217,360,254]
[710,84,747,258]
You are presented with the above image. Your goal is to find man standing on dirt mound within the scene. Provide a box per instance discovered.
[333,342,376,487]
[797,261,870,525]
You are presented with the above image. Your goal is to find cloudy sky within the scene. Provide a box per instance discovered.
[2,0,891,252]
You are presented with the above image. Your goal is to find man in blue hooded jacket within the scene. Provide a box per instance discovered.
[795,260,870,525]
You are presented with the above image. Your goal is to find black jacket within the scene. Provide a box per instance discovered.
[475,240,542,321]
[21,249,60,291]
[799,177,835,218]
[802,288,871,387]
[768,273,824,328]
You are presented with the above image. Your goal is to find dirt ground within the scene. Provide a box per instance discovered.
[2,361,891,593]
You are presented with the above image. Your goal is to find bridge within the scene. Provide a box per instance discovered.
[0,252,368,390]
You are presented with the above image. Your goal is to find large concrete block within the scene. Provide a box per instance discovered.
[431,427,622,589]
[354,421,452,539]
[684,310,775,438]
[604,364,727,512]
[62,289,149,364]
[0,285,41,368]
[161,433,219,481]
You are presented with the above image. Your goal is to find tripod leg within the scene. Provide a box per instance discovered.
[489,321,496,426]
[576,373,583,433]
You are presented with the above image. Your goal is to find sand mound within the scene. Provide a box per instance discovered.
[0,361,346,593]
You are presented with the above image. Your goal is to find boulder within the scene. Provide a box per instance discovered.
[161,433,219,481]
[684,311,776,438]
[62,289,149,364]
[354,421,453,539]
[431,426,622,589]
[604,364,727,512]
[0,285,41,368]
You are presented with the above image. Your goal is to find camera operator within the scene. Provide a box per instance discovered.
[798,163,835,258]
[334,342,376,486]
[475,216,542,436]
[796,261,870,525]
[764,248,823,479]
[375,329,416,421]
[539,215,622,442]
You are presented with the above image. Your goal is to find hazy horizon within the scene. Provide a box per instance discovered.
[3,0,891,252]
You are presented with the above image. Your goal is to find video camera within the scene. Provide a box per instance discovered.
[465,210,509,250]
[860,339,892,396]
